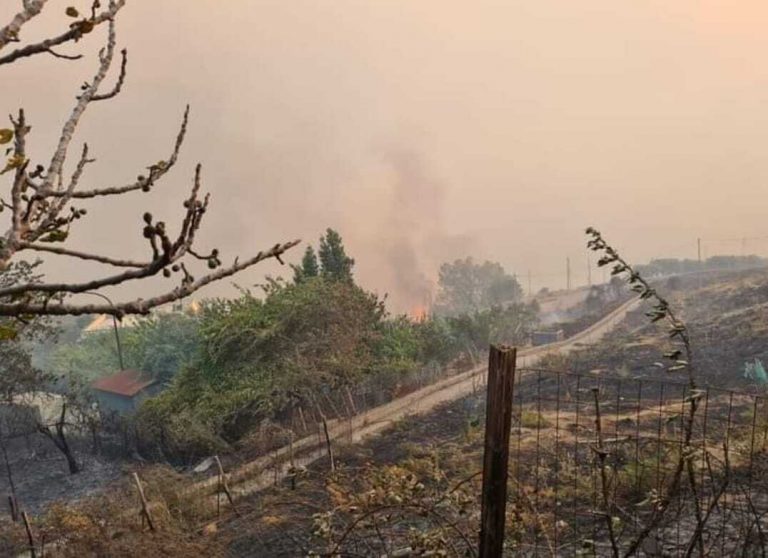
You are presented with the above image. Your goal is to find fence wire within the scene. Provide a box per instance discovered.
[507,367,768,557]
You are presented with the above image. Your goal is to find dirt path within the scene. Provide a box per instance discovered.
[191,296,642,502]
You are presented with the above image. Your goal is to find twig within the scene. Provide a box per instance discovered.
[592,387,620,558]
[91,48,127,101]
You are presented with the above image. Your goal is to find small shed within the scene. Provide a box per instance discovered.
[531,330,565,347]
[91,370,161,414]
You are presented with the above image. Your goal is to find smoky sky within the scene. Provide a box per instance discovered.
[4,1,768,312]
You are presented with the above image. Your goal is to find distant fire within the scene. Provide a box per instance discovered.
[409,304,429,322]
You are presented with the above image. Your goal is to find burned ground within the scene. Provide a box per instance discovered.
[3,269,768,556]
[211,269,768,556]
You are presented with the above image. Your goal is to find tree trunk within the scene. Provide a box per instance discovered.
[38,402,80,475]
[62,446,80,474]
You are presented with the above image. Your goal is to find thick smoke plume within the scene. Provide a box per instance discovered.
[351,150,478,314]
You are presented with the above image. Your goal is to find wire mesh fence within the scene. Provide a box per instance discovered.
[127,366,768,557]
[7,361,768,557]
[507,367,768,556]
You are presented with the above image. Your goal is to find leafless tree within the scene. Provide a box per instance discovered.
[37,401,79,474]
[0,1,299,318]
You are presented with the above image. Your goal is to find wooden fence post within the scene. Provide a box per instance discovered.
[479,345,517,558]
[21,511,36,558]
[0,422,19,522]
[297,406,308,433]
[214,455,237,513]
[322,416,335,472]
[345,386,358,415]
[132,472,155,532]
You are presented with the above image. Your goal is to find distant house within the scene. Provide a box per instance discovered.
[531,330,565,347]
[82,314,141,334]
[91,370,162,414]
[83,299,201,335]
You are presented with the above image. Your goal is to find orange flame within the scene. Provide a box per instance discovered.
[409,304,429,322]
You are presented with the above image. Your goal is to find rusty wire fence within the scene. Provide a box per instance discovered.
[507,367,768,557]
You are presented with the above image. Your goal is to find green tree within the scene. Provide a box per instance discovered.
[447,302,539,363]
[0,261,57,400]
[49,331,125,381]
[140,276,387,450]
[0,342,52,403]
[319,229,355,282]
[292,245,320,283]
[124,313,201,383]
[50,312,200,383]
[434,258,523,316]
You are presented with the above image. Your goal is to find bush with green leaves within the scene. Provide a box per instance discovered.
[447,302,540,363]
[139,277,388,445]
[135,272,540,457]
[49,311,200,382]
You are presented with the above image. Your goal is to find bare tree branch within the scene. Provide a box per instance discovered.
[41,15,118,194]
[0,0,126,66]
[91,48,126,102]
[45,47,83,61]
[17,242,147,268]
[0,240,301,317]
[0,1,48,52]
[0,2,300,318]
[41,105,189,200]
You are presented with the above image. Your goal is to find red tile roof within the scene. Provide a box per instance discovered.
[91,370,156,397]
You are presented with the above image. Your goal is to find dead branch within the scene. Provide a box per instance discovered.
[592,387,620,558]
[0,240,299,316]
[17,242,147,268]
[132,472,155,531]
[36,402,80,473]
[0,3,299,317]
[0,0,126,66]
[0,1,48,52]
[91,47,127,101]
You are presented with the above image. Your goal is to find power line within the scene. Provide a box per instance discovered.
[701,235,768,244]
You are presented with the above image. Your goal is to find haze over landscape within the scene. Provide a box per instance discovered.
[4,1,768,311]
[9,2,768,556]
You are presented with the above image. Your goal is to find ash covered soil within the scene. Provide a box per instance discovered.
[219,394,482,557]
[0,437,123,515]
[560,268,768,391]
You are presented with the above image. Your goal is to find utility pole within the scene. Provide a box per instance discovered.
[697,238,703,290]
[566,257,571,290]
[697,238,702,267]
[84,291,124,370]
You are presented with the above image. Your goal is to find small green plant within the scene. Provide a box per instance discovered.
[519,409,552,429]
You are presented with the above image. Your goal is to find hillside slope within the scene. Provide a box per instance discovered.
[216,268,768,556]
